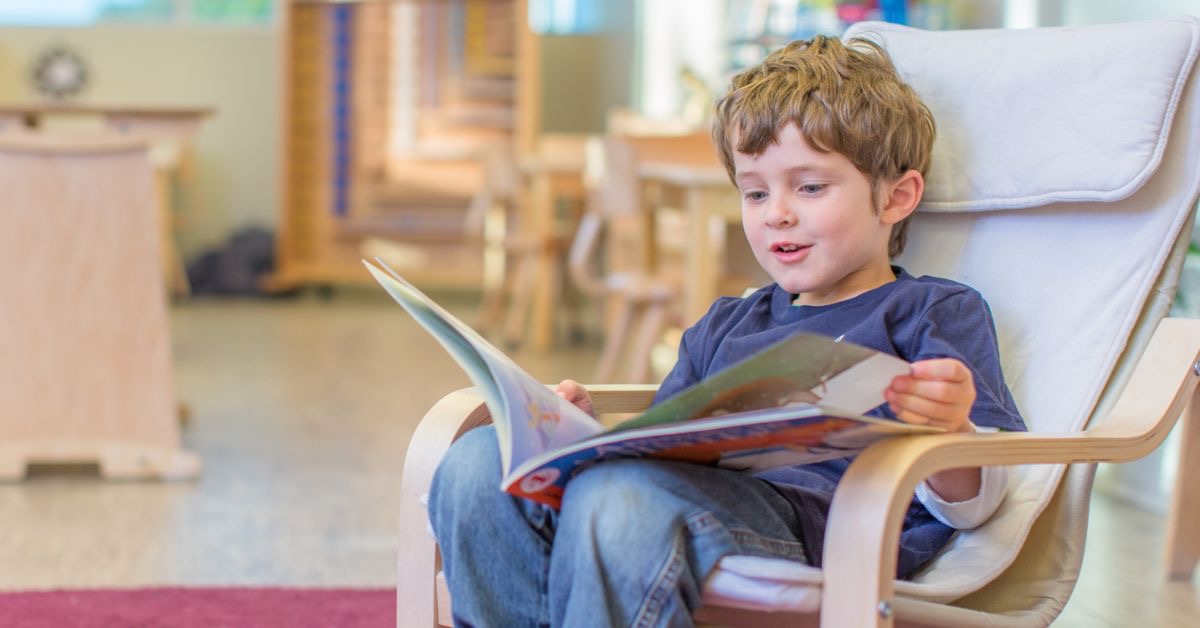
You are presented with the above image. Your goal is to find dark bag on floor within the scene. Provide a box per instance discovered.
[186,227,275,296]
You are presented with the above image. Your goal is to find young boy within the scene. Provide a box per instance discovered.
[429,35,1025,627]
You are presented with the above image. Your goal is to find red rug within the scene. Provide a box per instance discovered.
[0,587,394,628]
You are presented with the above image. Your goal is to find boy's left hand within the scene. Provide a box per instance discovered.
[555,379,596,418]
[886,359,976,433]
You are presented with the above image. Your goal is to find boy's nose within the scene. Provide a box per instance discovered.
[764,199,797,228]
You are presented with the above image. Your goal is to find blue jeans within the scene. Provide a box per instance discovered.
[428,426,810,628]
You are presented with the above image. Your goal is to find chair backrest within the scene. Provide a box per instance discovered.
[842,16,1200,602]
[570,132,719,291]
[462,139,521,237]
[568,136,643,296]
[583,131,717,222]
[586,135,641,219]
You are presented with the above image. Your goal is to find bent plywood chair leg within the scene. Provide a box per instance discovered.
[1166,381,1200,580]
[503,253,538,347]
[474,262,508,335]
[628,301,667,385]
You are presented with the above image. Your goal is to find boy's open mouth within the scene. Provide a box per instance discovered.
[771,242,813,263]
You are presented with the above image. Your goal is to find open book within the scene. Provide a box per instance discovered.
[365,259,939,509]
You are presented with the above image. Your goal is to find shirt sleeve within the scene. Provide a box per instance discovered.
[653,297,733,404]
[914,428,1009,529]
[654,337,700,404]
[910,289,1027,433]
[916,466,1008,530]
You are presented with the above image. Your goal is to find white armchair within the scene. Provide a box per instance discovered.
[398,16,1200,627]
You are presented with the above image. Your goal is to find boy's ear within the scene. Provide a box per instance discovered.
[878,170,924,225]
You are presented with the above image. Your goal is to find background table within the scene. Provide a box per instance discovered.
[638,160,748,324]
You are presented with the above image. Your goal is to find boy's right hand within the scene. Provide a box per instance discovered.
[555,379,595,418]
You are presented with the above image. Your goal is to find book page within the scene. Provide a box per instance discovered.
[364,260,604,475]
[799,352,911,414]
[612,333,909,433]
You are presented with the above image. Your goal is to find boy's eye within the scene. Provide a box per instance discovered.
[744,190,768,202]
[799,183,826,195]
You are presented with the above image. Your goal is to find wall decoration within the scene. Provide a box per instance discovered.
[30,46,89,101]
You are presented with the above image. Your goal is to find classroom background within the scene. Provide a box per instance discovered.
[0,1,1198,626]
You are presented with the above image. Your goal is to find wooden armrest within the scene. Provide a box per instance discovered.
[819,317,1200,627]
[584,384,660,414]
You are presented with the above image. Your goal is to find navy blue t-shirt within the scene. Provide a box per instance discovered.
[653,268,1026,578]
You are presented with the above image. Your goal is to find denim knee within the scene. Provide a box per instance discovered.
[558,460,685,548]
[551,461,709,626]
[429,426,503,521]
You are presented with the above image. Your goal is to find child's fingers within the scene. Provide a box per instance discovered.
[886,389,955,421]
[891,406,933,425]
[555,379,584,401]
[556,379,596,416]
[887,385,974,431]
[910,359,971,382]
[891,360,976,431]
[890,402,968,430]
[890,377,973,405]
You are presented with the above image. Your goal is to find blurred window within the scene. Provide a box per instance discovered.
[529,0,601,34]
[0,0,274,26]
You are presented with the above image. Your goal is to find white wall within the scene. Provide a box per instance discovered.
[0,25,280,261]
[1062,0,1199,25]
[636,0,723,121]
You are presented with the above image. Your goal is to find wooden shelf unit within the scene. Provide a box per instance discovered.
[270,0,538,292]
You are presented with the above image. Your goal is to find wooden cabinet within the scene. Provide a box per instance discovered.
[0,135,200,480]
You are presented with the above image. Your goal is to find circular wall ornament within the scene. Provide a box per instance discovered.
[31,46,89,100]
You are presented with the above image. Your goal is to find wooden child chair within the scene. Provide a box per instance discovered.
[468,137,588,348]
[567,136,681,383]
[462,139,537,343]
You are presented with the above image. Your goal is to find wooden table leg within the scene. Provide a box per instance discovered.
[684,185,717,324]
[1166,381,1200,580]
[681,184,741,324]
[528,171,556,352]
[154,167,191,297]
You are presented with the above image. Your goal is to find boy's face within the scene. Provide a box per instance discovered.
[733,123,899,306]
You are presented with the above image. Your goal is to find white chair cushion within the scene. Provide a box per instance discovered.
[847,17,1200,211]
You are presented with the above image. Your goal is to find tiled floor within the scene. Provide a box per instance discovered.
[0,292,1196,625]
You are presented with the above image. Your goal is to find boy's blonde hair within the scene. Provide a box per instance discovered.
[713,35,935,258]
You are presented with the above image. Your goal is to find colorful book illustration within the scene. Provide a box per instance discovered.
[364,258,939,509]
